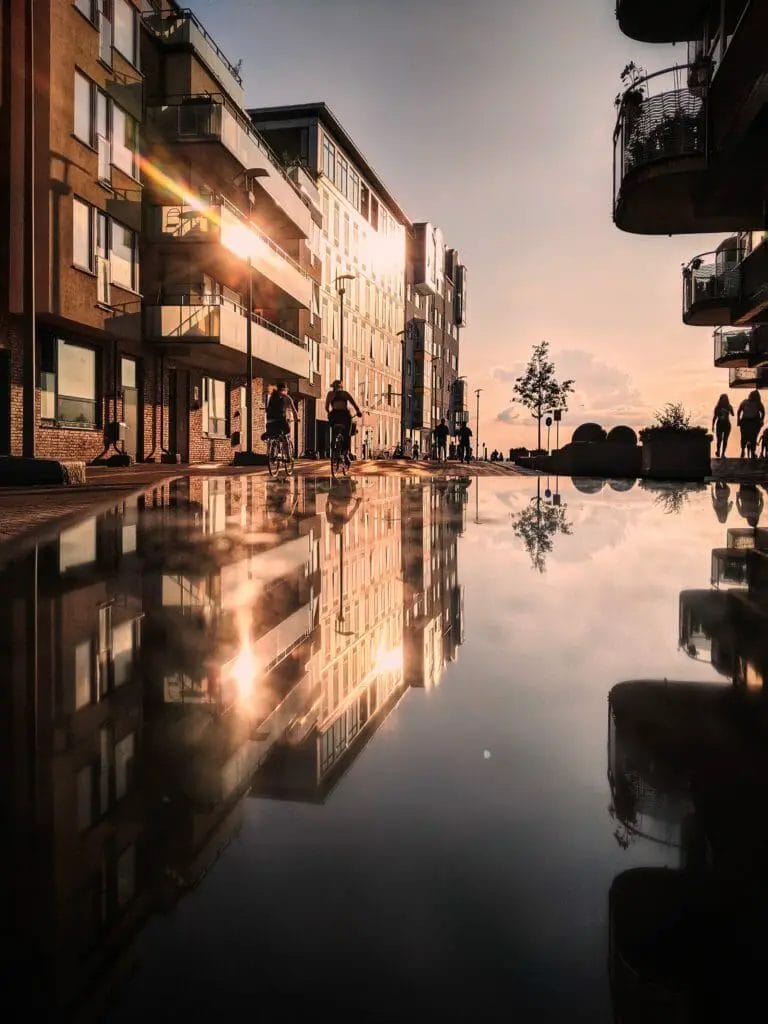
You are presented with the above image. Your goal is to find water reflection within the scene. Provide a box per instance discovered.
[607,479,768,1019]
[0,473,468,1018]
[510,476,573,572]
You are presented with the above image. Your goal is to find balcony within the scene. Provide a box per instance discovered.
[714,326,768,368]
[729,365,768,389]
[149,198,312,310]
[142,8,245,107]
[613,66,709,234]
[616,0,705,43]
[145,297,311,380]
[682,244,743,325]
[145,98,311,238]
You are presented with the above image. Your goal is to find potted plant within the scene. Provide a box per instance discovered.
[640,403,712,480]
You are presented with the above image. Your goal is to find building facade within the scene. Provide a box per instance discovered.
[613,0,768,400]
[249,103,414,456]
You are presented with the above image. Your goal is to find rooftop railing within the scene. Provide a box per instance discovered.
[613,65,706,207]
[682,247,743,315]
[142,8,243,88]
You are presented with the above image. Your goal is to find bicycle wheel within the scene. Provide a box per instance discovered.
[283,437,295,477]
[331,431,347,479]
[267,439,280,477]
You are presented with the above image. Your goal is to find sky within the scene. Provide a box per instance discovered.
[192,0,728,450]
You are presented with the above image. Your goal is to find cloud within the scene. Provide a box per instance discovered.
[493,366,523,383]
[496,406,522,425]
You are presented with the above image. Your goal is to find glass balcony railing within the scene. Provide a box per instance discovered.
[613,65,706,210]
[714,327,752,366]
[142,8,244,105]
[729,365,768,389]
[683,248,743,316]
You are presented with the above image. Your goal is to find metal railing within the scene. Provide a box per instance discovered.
[729,365,768,388]
[154,192,311,280]
[683,248,743,314]
[152,293,307,350]
[613,65,706,208]
[714,327,752,365]
[142,8,243,85]
[145,93,298,195]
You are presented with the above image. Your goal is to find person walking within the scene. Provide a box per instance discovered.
[458,422,473,464]
[712,393,734,458]
[434,418,449,462]
[737,389,765,458]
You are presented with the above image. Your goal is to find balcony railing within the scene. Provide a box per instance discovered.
[149,294,307,351]
[714,326,768,368]
[142,8,244,103]
[683,247,743,316]
[613,65,706,208]
[729,365,768,389]
[151,194,310,281]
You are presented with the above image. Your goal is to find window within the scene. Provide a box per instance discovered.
[114,732,135,800]
[77,764,94,832]
[112,619,136,687]
[75,0,96,22]
[110,221,138,290]
[113,0,138,66]
[43,337,98,428]
[336,155,348,196]
[350,169,360,210]
[344,214,350,254]
[73,198,94,271]
[322,191,329,235]
[333,204,340,245]
[322,135,335,180]
[370,197,379,231]
[75,640,93,709]
[116,845,136,908]
[74,71,92,144]
[203,377,226,437]
[112,104,137,177]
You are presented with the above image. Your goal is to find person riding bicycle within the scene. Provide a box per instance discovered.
[325,379,362,459]
[266,382,297,438]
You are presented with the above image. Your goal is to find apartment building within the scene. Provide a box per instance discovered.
[248,103,411,456]
[0,0,318,468]
[404,225,468,452]
[613,0,768,396]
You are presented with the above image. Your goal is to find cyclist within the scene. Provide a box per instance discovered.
[266,382,297,439]
[325,379,362,460]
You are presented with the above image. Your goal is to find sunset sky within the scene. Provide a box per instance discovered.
[194,0,728,449]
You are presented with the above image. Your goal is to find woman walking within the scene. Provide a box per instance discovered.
[712,393,734,458]
[737,389,765,458]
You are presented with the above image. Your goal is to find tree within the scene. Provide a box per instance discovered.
[512,341,575,452]
[511,479,573,573]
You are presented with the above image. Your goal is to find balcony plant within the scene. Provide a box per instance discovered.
[640,403,711,480]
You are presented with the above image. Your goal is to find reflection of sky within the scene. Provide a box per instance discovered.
[107,477,737,1022]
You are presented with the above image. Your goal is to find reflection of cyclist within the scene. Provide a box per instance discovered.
[325,379,362,456]
[326,478,362,534]
[266,382,297,438]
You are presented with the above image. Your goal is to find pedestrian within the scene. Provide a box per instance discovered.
[434,418,449,462]
[712,393,734,458]
[760,426,768,459]
[737,389,765,458]
[458,422,473,464]
[412,441,420,460]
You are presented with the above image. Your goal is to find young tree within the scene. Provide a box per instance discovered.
[512,341,575,452]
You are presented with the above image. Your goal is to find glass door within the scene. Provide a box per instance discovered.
[120,356,139,460]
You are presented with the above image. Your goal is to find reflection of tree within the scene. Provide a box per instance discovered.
[511,480,573,573]
[640,481,705,516]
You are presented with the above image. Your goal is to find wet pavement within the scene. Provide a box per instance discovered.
[2,473,768,1022]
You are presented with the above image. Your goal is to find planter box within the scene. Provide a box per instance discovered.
[551,442,641,478]
[641,432,712,481]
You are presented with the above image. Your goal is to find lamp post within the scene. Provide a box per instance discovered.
[233,168,268,466]
[475,388,483,462]
[334,274,355,381]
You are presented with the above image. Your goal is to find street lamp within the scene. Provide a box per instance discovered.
[233,167,268,466]
[334,274,355,381]
[475,388,483,462]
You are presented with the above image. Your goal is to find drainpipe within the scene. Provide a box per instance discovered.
[22,0,36,457]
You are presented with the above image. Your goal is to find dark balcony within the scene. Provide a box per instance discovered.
[729,365,768,389]
[682,242,743,325]
[714,325,768,367]
[145,98,311,239]
[613,66,707,234]
[616,0,705,44]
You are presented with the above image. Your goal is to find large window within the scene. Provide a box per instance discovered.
[110,222,138,290]
[42,338,98,428]
[75,0,96,22]
[336,155,348,196]
[73,198,94,271]
[322,135,335,180]
[113,0,138,66]
[74,71,92,144]
[203,377,227,437]
[73,71,138,179]
[111,105,138,177]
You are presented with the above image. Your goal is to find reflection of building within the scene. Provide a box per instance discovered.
[0,474,468,1013]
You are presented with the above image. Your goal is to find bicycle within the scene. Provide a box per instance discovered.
[267,433,295,478]
[330,424,350,480]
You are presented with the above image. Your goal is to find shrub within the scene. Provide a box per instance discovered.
[639,403,708,440]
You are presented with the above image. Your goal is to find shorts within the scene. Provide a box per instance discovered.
[264,418,290,439]
[329,409,352,435]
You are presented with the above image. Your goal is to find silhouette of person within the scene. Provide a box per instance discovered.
[737,389,765,458]
[712,393,734,458]
[736,483,763,527]
[711,481,732,524]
